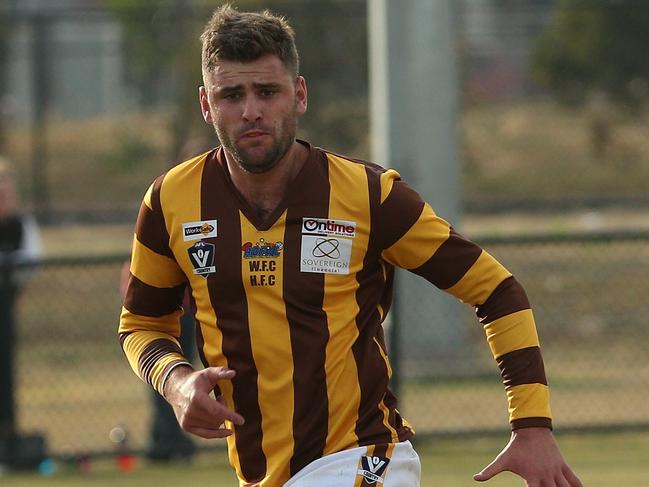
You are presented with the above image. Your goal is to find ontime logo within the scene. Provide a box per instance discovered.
[301,218,356,237]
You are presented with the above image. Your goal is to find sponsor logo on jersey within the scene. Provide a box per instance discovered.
[356,455,390,484]
[241,239,283,259]
[302,217,356,237]
[182,220,218,241]
[300,217,355,274]
[187,241,216,276]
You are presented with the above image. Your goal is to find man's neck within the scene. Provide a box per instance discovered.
[224,141,308,218]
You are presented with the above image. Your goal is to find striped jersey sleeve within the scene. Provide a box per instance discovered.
[118,175,190,395]
[377,169,551,430]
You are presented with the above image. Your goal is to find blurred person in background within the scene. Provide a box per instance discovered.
[0,157,41,263]
[0,156,41,452]
[118,5,583,486]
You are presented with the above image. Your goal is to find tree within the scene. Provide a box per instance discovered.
[533,0,649,107]
[103,0,214,163]
[0,8,10,153]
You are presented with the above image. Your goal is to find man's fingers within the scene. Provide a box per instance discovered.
[209,395,245,425]
[213,403,245,425]
[562,466,584,487]
[473,457,506,482]
[202,366,236,385]
[193,392,245,426]
[186,425,235,439]
[170,367,245,438]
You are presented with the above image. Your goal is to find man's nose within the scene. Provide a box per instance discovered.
[242,95,262,122]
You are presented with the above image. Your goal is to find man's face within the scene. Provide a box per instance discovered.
[200,54,307,174]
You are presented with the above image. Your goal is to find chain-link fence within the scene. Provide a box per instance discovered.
[1,231,646,459]
[397,231,649,436]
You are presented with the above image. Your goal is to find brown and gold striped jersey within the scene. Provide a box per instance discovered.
[119,141,551,486]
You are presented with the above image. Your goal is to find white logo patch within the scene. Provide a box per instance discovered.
[182,220,217,241]
[300,217,355,275]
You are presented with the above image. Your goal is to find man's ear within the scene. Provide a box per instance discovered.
[199,86,214,124]
[295,76,308,115]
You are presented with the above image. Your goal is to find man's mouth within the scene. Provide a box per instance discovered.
[239,130,269,141]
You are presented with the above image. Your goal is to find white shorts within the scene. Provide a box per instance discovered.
[283,441,421,487]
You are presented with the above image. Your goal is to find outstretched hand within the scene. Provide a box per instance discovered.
[164,366,245,439]
[474,427,583,486]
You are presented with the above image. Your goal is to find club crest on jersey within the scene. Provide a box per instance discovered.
[241,239,284,259]
[187,241,216,276]
[357,455,390,484]
[182,219,218,241]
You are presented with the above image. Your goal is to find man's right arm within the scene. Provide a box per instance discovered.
[118,178,245,437]
[118,178,189,395]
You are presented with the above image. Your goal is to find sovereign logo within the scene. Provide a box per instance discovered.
[357,455,390,484]
[187,241,216,276]
[300,217,355,275]
[182,220,217,241]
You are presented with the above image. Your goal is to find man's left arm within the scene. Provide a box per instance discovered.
[377,171,582,485]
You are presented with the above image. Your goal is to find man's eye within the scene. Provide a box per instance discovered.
[260,89,276,97]
[225,92,242,100]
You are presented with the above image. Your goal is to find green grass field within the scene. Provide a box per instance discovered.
[1,431,647,486]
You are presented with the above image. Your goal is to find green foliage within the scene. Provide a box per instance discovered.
[101,132,155,173]
[533,0,649,106]
[0,12,10,152]
[102,0,213,161]
[103,0,162,104]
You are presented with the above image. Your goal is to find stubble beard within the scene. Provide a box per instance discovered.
[215,116,297,175]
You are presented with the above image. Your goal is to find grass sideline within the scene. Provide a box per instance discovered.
[0,431,647,486]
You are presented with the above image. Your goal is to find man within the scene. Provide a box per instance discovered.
[119,5,582,486]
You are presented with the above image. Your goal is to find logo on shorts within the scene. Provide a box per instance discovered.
[357,455,390,484]
[187,241,216,276]
[182,220,217,241]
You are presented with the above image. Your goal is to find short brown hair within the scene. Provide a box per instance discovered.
[200,4,299,77]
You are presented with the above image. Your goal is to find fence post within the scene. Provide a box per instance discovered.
[0,256,17,463]
[388,270,401,400]
[0,257,46,469]
[31,14,52,222]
